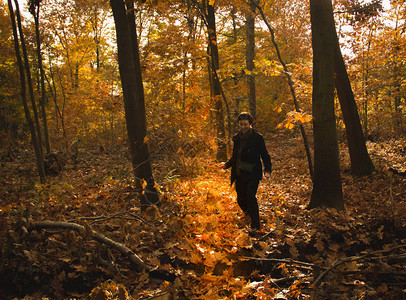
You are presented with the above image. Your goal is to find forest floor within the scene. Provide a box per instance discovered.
[0,132,405,299]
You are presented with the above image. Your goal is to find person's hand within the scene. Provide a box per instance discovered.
[218,162,226,169]
[264,171,271,179]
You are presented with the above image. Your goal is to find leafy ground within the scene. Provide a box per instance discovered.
[0,133,405,299]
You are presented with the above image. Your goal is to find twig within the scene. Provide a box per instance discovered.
[67,211,127,223]
[244,256,315,268]
[258,227,285,241]
[270,276,296,284]
[67,210,155,228]
[388,172,396,227]
[312,244,406,288]
[342,271,406,277]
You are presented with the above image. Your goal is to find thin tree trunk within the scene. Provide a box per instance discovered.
[110,0,159,210]
[362,26,374,138]
[32,3,51,154]
[308,0,343,210]
[252,0,314,179]
[182,3,196,113]
[15,0,43,158]
[8,0,45,183]
[246,0,256,120]
[392,10,402,133]
[206,2,227,161]
[213,67,232,144]
[45,52,68,148]
[333,33,375,177]
[56,70,69,149]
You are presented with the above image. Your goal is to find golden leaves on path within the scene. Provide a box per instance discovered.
[163,169,287,298]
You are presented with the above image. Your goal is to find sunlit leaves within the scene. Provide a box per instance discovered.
[89,280,129,299]
[276,111,313,130]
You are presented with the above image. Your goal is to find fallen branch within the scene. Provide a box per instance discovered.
[258,227,286,241]
[312,244,406,288]
[244,256,314,269]
[342,271,406,277]
[28,220,176,281]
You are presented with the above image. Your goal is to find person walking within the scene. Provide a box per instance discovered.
[220,112,272,231]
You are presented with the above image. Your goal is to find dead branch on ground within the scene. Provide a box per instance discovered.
[312,244,406,288]
[28,220,176,281]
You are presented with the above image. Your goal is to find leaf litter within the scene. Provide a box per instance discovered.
[0,133,405,299]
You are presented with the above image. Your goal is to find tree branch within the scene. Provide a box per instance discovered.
[28,220,176,281]
[244,256,314,270]
[312,244,406,288]
[251,0,314,180]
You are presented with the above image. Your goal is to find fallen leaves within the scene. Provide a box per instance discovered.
[0,134,405,299]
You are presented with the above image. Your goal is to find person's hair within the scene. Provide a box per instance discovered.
[237,112,253,124]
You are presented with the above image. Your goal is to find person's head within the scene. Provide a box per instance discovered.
[237,112,253,133]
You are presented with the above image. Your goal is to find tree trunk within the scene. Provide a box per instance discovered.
[362,26,374,138]
[252,0,314,179]
[110,0,159,210]
[32,3,51,154]
[8,0,45,183]
[334,33,375,177]
[15,0,43,159]
[246,0,256,120]
[308,0,343,210]
[207,2,227,161]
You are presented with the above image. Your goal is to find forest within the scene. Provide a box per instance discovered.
[0,0,405,298]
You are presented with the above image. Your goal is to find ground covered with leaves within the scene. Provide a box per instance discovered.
[0,133,405,299]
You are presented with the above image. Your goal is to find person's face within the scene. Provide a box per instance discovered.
[238,119,251,134]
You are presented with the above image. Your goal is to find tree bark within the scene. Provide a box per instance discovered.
[15,0,44,160]
[8,0,45,183]
[334,33,375,177]
[308,0,343,210]
[110,0,159,210]
[246,0,256,120]
[31,2,51,155]
[206,2,227,161]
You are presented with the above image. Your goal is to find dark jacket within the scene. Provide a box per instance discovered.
[224,130,272,184]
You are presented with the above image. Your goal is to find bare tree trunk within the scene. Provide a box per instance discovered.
[333,32,375,177]
[15,0,43,159]
[246,0,256,120]
[206,2,227,161]
[8,0,45,183]
[182,2,195,113]
[252,0,314,179]
[31,2,51,154]
[362,26,374,138]
[110,0,159,210]
[308,0,343,210]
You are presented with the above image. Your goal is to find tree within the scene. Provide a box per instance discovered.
[8,0,46,183]
[334,33,375,177]
[109,0,159,209]
[29,0,51,155]
[330,0,377,177]
[0,1,21,135]
[308,0,344,210]
[252,0,314,179]
[245,0,256,119]
[206,0,227,161]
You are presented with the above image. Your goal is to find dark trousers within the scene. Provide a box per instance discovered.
[235,177,260,229]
